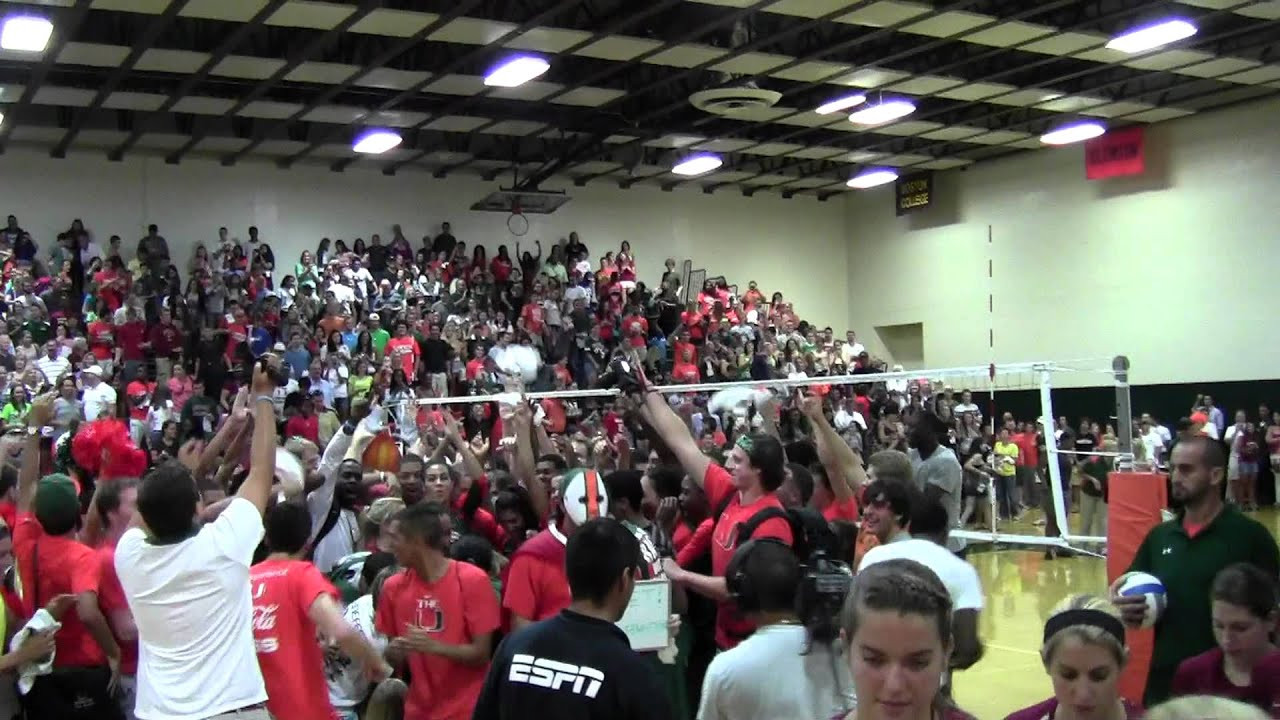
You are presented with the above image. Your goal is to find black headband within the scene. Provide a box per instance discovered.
[1043,609,1126,646]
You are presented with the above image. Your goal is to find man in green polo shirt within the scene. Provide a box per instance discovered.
[1113,434,1279,706]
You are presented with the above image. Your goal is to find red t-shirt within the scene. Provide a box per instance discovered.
[13,515,105,667]
[540,399,566,434]
[675,518,714,568]
[285,414,320,445]
[148,322,182,358]
[224,321,249,360]
[672,362,700,384]
[490,257,512,283]
[681,311,705,341]
[385,336,420,381]
[375,562,501,720]
[520,303,545,336]
[116,321,147,362]
[250,558,339,720]
[821,497,859,523]
[1012,432,1040,468]
[94,270,124,311]
[502,529,571,623]
[87,320,114,362]
[465,358,486,381]
[126,380,152,421]
[95,544,137,675]
[704,464,793,649]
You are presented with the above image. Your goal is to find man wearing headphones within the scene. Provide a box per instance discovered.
[503,469,609,631]
[697,540,855,720]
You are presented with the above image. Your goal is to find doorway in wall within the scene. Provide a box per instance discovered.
[874,323,924,369]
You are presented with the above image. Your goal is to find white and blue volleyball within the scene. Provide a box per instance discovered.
[1115,571,1167,629]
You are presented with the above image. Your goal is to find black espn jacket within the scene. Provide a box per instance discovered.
[471,609,674,720]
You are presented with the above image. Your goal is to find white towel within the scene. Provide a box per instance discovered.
[11,609,60,695]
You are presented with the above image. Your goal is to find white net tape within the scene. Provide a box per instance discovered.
[408,358,1121,552]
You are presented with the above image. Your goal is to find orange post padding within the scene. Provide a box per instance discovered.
[1107,471,1168,706]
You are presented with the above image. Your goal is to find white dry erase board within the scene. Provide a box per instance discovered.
[615,579,670,652]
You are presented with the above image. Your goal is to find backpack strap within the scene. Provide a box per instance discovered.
[305,500,343,561]
[736,507,791,545]
[711,490,736,522]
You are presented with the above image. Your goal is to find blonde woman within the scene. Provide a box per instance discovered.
[1004,595,1141,720]
[833,559,977,720]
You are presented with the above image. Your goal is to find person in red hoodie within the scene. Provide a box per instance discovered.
[252,501,389,720]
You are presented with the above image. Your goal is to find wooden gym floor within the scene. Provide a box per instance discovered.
[951,506,1280,718]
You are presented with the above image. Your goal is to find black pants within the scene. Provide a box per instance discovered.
[23,665,122,720]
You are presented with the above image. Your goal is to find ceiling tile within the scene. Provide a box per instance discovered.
[1079,101,1156,117]
[889,75,964,95]
[1124,49,1213,71]
[1020,31,1100,55]
[1238,2,1280,19]
[878,153,932,166]
[772,111,838,128]
[873,120,943,136]
[834,66,910,88]
[1038,95,1107,112]
[367,110,428,128]
[786,145,847,159]
[937,82,1016,101]
[575,36,663,61]
[303,106,364,124]
[240,100,304,119]
[1074,46,1132,64]
[349,9,437,37]
[1123,107,1197,123]
[488,80,560,102]
[356,68,431,91]
[172,96,236,115]
[287,61,359,85]
[838,1,932,28]
[985,88,1066,106]
[915,157,973,170]
[741,143,803,156]
[692,138,760,153]
[604,134,639,144]
[964,21,1053,47]
[742,175,794,186]
[841,150,887,163]
[644,134,705,149]
[211,55,285,80]
[33,87,95,106]
[196,136,253,152]
[425,74,484,96]
[1179,57,1262,79]
[0,85,25,102]
[771,61,851,83]
[102,91,167,111]
[903,11,994,38]
[181,0,268,22]
[265,1,353,30]
[427,116,491,133]
[136,48,208,74]
[91,0,168,12]
[712,51,791,76]
[431,17,516,45]
[58,42,129,67]
[1221,65,1280,84]
[648,44,726,68]
[506,27,593,53]
[767,0,858,17]
[551,86,626,107]
[257,140,309,155]
[963,130,1031,145]
[1004,138,1045,149]
[786,177,837,189]
[919,126,984,141]
[10,127,64,143]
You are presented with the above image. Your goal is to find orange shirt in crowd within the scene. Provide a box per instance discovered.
[385,335,420,381]
[502,528,572,624]
[376,562,500,720]
[13,515,106,667]
[671,362,700,384]
[250,558,340,720]
[704,464,793,649]
[96,543,137,675]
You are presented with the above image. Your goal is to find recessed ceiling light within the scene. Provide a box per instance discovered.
[1,15,53,52]
[815,94,866,115]
[352,129,402,154]
[672,154,723,176]
[849,99,916,126]
[484,56,551,88]
[1040,121,1106,146]
[847,168,898,189]
[1106,19,1197,54]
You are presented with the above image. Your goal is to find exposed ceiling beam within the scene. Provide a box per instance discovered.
[0,0,94,153]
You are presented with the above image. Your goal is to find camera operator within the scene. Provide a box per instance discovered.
[696,539,854,720]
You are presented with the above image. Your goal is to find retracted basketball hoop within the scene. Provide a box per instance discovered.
[507,198,530,237]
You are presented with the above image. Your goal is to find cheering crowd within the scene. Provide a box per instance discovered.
[0,214,1276,720]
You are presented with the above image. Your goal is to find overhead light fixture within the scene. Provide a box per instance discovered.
[849,99,916,126]
[1,15,54,52]
[815,94,867,115]
[484,56,550,88]
[1040,121,1106,146]
[1106,19,1197,54]
[352,129,402,154]
[847,168,898,189]
[672,154,723,176]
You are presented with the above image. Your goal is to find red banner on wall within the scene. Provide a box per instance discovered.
[1085,126,1145,180]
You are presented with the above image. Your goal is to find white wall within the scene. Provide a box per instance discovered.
[0,150,850,332]
[843,96,1280,386]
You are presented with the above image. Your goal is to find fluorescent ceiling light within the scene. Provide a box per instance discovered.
[1106,19,1197,54]
[352,129,402,154]
[484,56,550,88]
[1040,121,1106,146]
[849,99,916,126]
[847,169,898,189]
[1,16,53,52]
[672,154,723,176]
[815,94,866,115]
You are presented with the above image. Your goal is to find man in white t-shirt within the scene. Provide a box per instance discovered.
[81,365,117,420]
[115,364,282,720]
[699,541,855,720]
[859,496,985,674]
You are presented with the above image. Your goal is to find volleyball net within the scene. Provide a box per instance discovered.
[409,357,1131,554]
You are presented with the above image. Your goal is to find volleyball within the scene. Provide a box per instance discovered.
[1114,572,1167,629]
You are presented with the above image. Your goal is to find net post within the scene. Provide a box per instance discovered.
[1039,367,1072,539]
[1113,355,1133,470]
